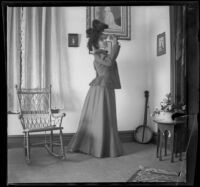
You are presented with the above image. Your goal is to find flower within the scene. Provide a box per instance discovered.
[151,93,186,117]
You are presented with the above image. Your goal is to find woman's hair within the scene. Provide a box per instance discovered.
[86,19,108,52]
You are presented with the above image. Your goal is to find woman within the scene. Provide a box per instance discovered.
[67,19,123,158]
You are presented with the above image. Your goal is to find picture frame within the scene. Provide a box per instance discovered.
[157,32,166,56]
[68,33,79,47]
[86,6,131,40]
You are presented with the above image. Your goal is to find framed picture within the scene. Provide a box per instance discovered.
[68,33,79,47]
[86,6,131,40]
[157,32,166,56]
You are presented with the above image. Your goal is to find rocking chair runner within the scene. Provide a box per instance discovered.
[16,85,66,164]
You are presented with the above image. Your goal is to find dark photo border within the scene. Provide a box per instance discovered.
[1,1,199,186]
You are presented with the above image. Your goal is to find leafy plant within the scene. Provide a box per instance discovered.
[151,93,186,117]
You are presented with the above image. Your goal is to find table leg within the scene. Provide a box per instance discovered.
[164,131,168,156]
[180,152,182,161]
[171,130,174,163]
[159,132,163,161]
[175,132,178,157]
[157,129,160,158]
[179,128,184,161]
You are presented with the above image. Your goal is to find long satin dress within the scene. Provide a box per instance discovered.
[67,44,123,158]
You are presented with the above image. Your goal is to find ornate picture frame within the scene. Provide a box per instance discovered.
[86,6,131,40]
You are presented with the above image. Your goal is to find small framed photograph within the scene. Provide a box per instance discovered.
[157,32,166,56]
[68,33,79,47]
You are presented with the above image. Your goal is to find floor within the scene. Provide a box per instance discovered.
[7,142,186,183]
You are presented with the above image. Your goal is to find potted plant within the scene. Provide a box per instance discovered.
[151,93,186,121]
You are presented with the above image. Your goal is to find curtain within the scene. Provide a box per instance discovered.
[7,7,21,112]
[170,6,186,106]
[7,7,73,112]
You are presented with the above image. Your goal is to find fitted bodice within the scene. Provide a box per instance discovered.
[89,44,121,89]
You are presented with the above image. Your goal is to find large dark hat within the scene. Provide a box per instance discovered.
[86,19,108,38]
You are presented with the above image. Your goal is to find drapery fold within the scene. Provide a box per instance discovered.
[7,7,73,112]
[7,7,21,112]
[175,6,186,105]
[170,6,186,105]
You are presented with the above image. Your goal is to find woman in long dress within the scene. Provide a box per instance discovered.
[67,20,123,158]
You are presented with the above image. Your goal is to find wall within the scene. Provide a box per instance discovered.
[116,6,149,131]
[145,6,171,131]
[7,6,170,135]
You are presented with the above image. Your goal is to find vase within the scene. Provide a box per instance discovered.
[154,111,174,121]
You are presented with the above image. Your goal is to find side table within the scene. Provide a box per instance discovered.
[153,119,186,162]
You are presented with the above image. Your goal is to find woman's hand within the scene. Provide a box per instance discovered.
[110,35,118,46]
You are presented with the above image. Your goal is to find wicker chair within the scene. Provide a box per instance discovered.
[16,85,66,164]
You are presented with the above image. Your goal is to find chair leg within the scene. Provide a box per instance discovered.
[50,130,53,152]
[25,132,31,164]
[24,133,27,156]
[59,129,66,159]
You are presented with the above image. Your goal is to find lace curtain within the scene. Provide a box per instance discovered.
[7,7,74,112]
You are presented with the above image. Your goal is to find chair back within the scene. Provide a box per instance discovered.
[16,85,52,130]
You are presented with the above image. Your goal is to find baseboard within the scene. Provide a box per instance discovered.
[7,130,158,149]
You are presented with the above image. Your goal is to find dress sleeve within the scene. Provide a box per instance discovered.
[110,43,120,61]
[94,44,121,67]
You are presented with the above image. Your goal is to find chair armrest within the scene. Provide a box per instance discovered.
[51,113,66,127]
[51,113,66,119]
[18,114,26,130]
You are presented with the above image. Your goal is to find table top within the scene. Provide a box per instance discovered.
[153,119,185,125]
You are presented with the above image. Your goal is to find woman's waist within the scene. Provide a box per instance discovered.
[89,76,121,88]
[91,75,112,82]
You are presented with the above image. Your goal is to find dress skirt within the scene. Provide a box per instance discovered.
[67,85,123,158]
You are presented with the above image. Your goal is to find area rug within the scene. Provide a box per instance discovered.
[127,166,186,183]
